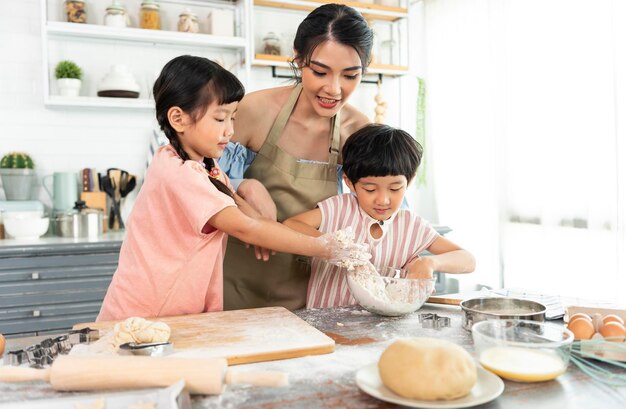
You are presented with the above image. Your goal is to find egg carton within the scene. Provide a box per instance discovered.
[566,306,626,362]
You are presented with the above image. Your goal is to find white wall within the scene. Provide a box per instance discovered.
[0,0,406,213]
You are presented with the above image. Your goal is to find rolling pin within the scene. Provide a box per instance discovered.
[0,355,288,395]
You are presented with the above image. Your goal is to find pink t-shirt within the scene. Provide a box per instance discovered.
[97,145,236,321]
[307,194,438,309]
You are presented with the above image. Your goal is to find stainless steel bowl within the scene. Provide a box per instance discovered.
[460,297,546,331]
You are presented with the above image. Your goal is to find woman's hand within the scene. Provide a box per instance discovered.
[406,256,435,280]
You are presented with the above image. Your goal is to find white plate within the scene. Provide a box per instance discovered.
[355,363,504,409]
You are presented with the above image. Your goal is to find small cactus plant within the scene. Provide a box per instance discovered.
[0,152,34,169]
[55,60,82,80]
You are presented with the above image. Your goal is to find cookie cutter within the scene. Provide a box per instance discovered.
[4,328,98,367]
[418,313,451,330]
[119,342,173,357]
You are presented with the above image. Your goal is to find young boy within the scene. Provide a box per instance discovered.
[284,124,476,309]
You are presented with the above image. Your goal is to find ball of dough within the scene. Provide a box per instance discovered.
[113,317,171,346]
[378,337,477,401]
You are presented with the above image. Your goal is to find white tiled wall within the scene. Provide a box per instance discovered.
[0,0,413,215]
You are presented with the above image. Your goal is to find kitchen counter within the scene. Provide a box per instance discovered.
[1,304,624,408]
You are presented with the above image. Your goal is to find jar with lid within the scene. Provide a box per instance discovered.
[178,8,199,33]
[104,0,128,28]
[140,0,161,30]
[65,0,87,24]
[263,32,281,56]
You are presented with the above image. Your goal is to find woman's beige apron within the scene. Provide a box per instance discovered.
[223,84,340,310]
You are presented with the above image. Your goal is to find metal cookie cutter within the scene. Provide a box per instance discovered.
[119,342,173,357]
[68,327,99,345]
[5,349,28,366]
[418,313,451,330]
[5,328,98,367]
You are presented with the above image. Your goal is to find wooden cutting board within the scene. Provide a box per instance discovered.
[73,307,335,365]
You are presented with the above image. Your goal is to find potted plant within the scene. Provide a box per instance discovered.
[55,60,83,97]
[0,152,36,201]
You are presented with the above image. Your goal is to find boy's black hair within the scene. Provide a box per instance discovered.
[342,124,423,185]
[153,55,245,198]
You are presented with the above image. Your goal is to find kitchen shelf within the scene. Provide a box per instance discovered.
[44,95,154,110]
[46,21,247,49]
[254,54,409,76]
[253,0,407,21]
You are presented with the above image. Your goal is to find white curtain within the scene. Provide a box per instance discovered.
[416,0,626,302]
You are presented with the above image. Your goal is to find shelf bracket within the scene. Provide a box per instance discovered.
[270,66,382,85]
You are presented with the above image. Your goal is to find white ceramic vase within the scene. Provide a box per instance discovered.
[57,78,82,97]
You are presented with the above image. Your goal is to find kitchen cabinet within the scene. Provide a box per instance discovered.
[41,0,250,110]
[0,235,123,337]
[249,0,411,77]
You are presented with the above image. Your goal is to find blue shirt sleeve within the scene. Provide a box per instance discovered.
[217,142,257,191]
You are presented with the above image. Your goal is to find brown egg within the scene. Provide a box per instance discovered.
[567,317,595,340]
[568,313,592,323]
[599,322,626,342]
[602,314,625,326]
[0,333,4,357]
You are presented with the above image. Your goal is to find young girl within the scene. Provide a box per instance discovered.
[284,124,475,309]
[97,56,366,321]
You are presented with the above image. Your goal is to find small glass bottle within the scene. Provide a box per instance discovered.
[104,0,127,28]
[65,0,87,24]
[178,8,199,33]
[140,0,161,30]
[263,32,281,56]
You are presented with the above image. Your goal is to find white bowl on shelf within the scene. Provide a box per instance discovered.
[4,217,49,239]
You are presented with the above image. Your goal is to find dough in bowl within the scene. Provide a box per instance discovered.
[378,337,477,401]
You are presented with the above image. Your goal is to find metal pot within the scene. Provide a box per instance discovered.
[460,297,546,331]
[54,201,103,239]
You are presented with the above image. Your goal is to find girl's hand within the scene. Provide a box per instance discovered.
[318,228,371,269]
[234,182,277,261]
[406,256,435,280]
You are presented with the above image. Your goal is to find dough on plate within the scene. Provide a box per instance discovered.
[113,317,171,345]
[378,337,477,401]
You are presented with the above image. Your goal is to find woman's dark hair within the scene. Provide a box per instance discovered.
[291,4,374,77]
[342,124,423,184]
[153,55,244,198]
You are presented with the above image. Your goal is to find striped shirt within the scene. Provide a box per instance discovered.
[307,194,438,309]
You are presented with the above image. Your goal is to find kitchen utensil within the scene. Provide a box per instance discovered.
[346,266,435,317]
[418,313,451,330]
[3,216,49,239]
[73,306,335,365]
[121,174,136,198]
[472,319,573,382]
[119,341,173,357]
[54,201,103,239]
[460,297,546,331]
[43,172,79,212]
[100,174,120,230]
[106,168,124,230]
[0,355,288,395]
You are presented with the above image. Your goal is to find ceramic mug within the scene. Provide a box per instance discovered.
[43,172,78,212]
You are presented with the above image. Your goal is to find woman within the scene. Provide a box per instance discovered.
[222,4,373,310]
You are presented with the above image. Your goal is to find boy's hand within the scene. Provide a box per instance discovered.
[406,256,435,280]
[318,228,371,269]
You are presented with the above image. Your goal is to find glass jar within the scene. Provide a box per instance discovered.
[64,0,87,24]
[263,32,281,56]
[178,8,199,33]
[140,0,161,30]
[104,0,127,28]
